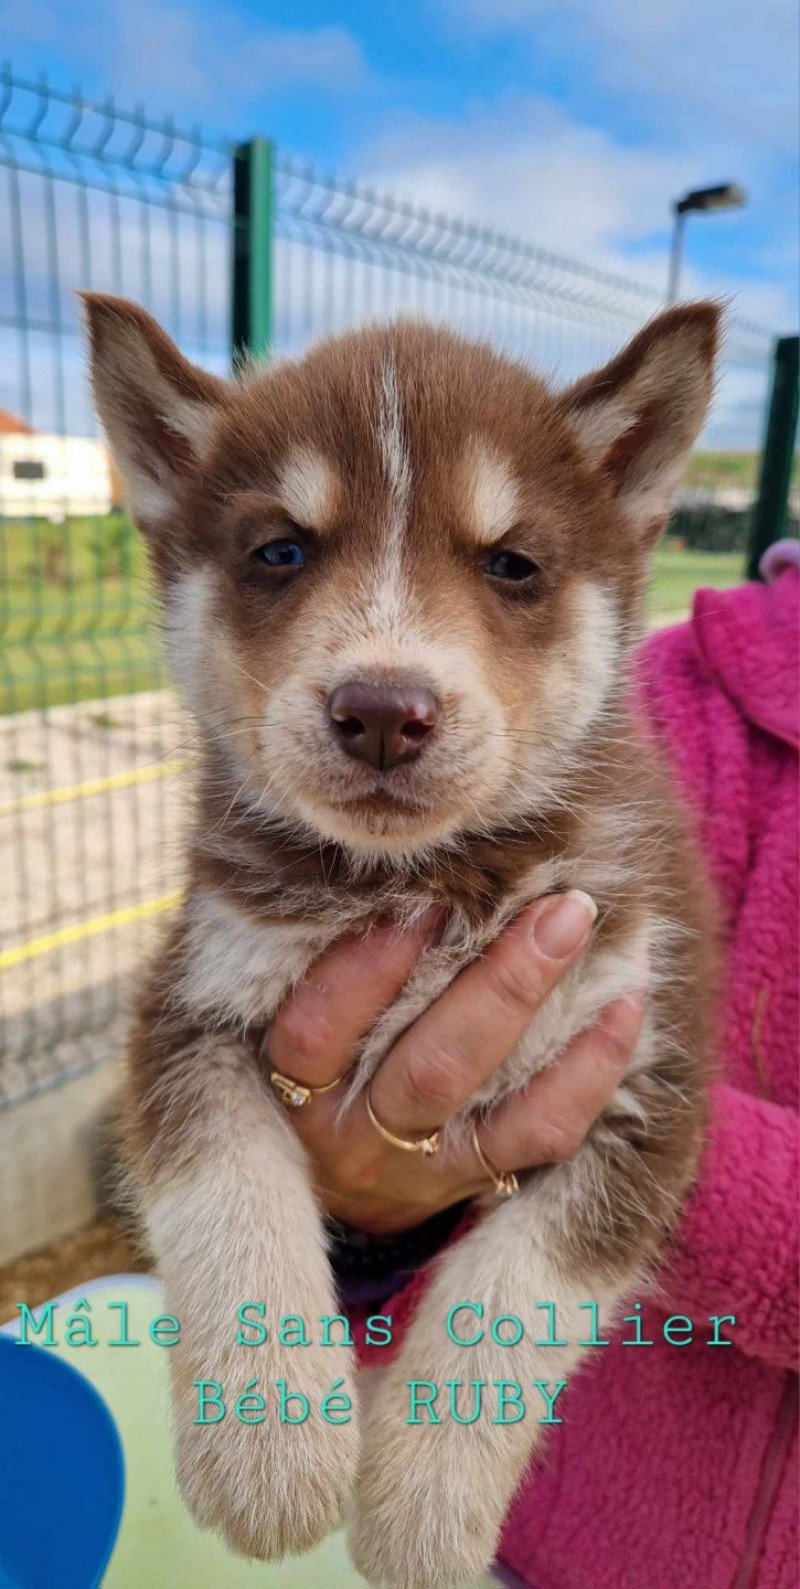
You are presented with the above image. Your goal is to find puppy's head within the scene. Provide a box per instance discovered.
[83,297,718,858]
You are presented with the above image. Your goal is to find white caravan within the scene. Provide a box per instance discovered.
[0,434,113,521]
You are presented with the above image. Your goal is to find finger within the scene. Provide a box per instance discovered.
[297,992,645,1231]
[267,910,441,1088]
[297,989,639,1229]
[466,990,647,1179]
[371,890,597,1137]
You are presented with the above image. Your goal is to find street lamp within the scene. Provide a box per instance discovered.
[667,184,747,304]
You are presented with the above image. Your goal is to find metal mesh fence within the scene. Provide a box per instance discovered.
[0,67,777,1107]
[0,70,231,1104]
[270,151,773,428]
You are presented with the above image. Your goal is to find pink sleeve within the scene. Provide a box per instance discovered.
[663,1081,799,1371]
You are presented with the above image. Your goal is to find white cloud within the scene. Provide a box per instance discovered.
[427,0,798,335]
[363,99,683,268]
[441,0,798,152]
[358,94,795,328]
[3,0,368,108]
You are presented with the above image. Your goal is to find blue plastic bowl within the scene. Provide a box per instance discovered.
[0,1333,124,1588]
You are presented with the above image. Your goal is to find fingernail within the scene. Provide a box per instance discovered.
[531,890,597,959]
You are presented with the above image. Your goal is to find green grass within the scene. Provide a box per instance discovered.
[683,451,758,491]
[684,450,798,494]
[648,545,744,621]
[0,514,746,715]
[0,513,165,713]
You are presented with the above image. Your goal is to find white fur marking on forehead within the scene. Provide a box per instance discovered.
[279,446,336,527]
[379,358,411,511]
[465,444,520,544]
[366,355,414,633]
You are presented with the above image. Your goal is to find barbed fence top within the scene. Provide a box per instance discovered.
[0,63,773,370]
[0,64,230,212]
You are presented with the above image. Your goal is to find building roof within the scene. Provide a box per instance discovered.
[0,407,33,435]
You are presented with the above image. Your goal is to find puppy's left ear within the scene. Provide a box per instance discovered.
[81,292,228,534]
[560,302,720,545]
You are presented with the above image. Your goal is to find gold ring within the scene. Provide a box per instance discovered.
[471,1122,519,1199]
[365,1084,442,1156]
[269,1066,351,1111]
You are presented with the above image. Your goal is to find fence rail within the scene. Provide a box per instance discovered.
[268,146,773,396]
[272,148,770,356]
[0,64,788,1108]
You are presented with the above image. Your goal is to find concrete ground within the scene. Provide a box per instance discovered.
[0,689,191,1104]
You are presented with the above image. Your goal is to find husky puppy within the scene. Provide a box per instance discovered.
[84,294,718,1588]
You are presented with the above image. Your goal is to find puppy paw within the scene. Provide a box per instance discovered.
[350,1392,515,1587]
[172,1351,360,1560]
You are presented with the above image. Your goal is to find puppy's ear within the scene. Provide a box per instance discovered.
[560,302,720,545]
[81,293,228,530]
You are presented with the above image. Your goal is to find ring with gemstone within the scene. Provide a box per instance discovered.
[269,1066,351,1110]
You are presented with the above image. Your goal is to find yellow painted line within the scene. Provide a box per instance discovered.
[0,758,188,818]
[0,890,183,971]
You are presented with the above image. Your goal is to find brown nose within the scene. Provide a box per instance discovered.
[329,680,439,771]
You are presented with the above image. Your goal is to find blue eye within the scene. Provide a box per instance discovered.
[254,539,307,569]
[485,550,539,582]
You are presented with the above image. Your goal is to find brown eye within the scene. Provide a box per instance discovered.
[485,550,539,583]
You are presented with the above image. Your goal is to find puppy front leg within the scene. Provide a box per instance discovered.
[352,1094,693,1588]
[129,1036,360,1560]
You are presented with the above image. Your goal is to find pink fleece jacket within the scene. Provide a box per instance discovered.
[360,570,800,1589]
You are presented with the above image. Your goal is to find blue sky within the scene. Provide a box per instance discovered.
[4,0,797,333]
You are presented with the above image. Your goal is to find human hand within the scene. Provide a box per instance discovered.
[265,894,647,1235]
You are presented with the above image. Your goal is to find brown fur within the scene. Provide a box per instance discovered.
[84,294,720,1586]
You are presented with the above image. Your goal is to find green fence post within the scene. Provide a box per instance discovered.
[747,335,799,580]
[232,137,274,365]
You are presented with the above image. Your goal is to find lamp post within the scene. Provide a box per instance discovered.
[667,183,746,303]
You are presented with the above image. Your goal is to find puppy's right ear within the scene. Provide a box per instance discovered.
[81,294,228,530]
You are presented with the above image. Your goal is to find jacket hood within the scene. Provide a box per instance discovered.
[691,568,799,752]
